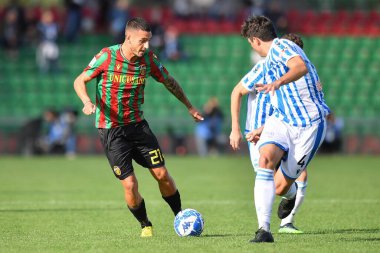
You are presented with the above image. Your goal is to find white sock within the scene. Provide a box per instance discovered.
[281,180,307,226]
[254,168,275,232]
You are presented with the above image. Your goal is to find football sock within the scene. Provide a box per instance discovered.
[128,199,151,228]
[282,182,297,200]
[162,190,182,216]
[255,168,275,232]
[281,180,307,226]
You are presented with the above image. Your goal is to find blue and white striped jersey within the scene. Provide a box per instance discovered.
[263,38,330,127]
[241,60,274,132]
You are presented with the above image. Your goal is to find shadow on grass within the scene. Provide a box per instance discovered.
[304,228,380,235]
[340,237,380,242]
[202,234,245,238]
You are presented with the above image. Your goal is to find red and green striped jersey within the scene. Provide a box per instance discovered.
[84,45,169,128]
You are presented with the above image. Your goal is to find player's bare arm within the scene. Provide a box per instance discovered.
[73,72,96,115]
[256,56,308,95]
[162,75,203,122]
[230,82,250,150]
[245,126,264,144]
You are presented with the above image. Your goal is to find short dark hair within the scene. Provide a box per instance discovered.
[241,16,277,41]
[281,33,304,49]
[126,17,151,32]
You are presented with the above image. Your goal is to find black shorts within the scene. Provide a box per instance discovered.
[98,120,165,180]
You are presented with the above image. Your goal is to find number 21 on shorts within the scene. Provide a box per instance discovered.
[149,149,164,165]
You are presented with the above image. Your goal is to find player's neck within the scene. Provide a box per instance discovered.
[120,43,138,62]
[261,40,274,57]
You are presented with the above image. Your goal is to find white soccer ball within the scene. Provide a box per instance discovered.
[174,208,204,237]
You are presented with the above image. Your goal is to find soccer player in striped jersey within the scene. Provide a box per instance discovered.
[230,33,309,237]
[73,17,203,237]
[240,16,330,243]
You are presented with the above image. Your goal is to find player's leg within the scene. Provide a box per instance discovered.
[279,169,307,233]
[133,120,182,217]
[250,116,290,243]
[120,174,153,237]
[98,126,152,237]
[149,166,182,216]
[274,165,298,221]
[278,119,326,232]
[251,143,284,243]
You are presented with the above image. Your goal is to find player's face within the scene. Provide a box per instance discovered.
[126,29,152,57]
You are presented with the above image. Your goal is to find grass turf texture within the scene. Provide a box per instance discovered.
[0,155,379,253]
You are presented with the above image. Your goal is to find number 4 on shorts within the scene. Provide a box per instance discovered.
[297,155,307,168]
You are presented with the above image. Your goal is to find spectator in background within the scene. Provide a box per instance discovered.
[243,0,265,17]
[36,10,59,73]
[173,0,192,19]
[208,0,239,21]
[109,0,130,44]
[40,109,78,156]
[18,113,45,156]
[162,25,187,61]
[195,97,225,156]
[149,7,166,55]
[264,0,288,35]
[59,109,78,157]
[23,6,40,46]
[18,109,78,157]
[0,7,24,57]
[64,0,84,42]
[319,113,344,153]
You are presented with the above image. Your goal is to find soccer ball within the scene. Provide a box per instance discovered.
[174,209,204,237]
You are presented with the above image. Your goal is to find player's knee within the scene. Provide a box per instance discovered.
[153,167,170,182]
[259,153,276,169]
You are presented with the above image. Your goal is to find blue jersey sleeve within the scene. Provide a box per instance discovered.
[241,60,265,91]
[272,38,300,66]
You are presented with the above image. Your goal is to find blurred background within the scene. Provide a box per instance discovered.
[0,0,379,157]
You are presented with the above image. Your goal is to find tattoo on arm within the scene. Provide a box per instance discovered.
[163,75,192,109]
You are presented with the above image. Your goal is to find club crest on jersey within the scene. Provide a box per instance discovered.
[113,166,121,176]
[140,65,146,75]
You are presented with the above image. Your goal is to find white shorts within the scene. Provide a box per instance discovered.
[256,116,326,179]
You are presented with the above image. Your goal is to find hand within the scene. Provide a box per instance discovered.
[317,80,323,91]
[82,101,96,115]
[256,80,282,95]
[229,129,242,151]
[245,130,261,144]
[188,107,204,122]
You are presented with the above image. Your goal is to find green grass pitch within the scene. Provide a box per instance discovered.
[0,155,379,252]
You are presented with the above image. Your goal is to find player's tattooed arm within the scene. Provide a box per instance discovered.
[162,75,204,121]
[162,75,192,108]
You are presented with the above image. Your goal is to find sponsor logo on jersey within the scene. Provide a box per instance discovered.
[113,166,121,176]
[140,65,146,76]
[107,74,146,85]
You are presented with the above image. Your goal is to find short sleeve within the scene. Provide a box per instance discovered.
[83,48,110,78]
[149,52,169,83]
[241,60,265,91]
[272,39,300,66]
